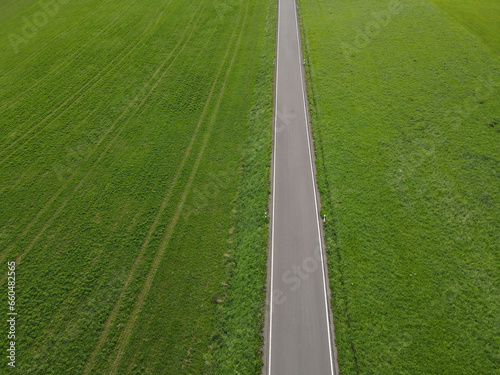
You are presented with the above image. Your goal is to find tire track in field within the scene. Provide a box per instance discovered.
[0,0,134,115]
[106,4,250,373]
[0,106,99,198]
[125,278,211,374]
[45,204,132,326]
[0,10,156,161]
[0,7,165,263]
[0,1,168,164]
[0,0,113,86]
[39,205,143,353]
[37,224,119,353]
[0,0,207,281]
[0,108,97,265]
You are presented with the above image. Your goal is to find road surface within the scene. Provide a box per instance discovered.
[265,0,338,374]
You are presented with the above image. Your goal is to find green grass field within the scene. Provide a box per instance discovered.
[0,0,273,373]
[299,0,499,373]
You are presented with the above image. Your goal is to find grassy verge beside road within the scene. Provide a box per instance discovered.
[209,2,276,371]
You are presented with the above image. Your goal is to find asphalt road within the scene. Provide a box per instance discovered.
[265,0,338,374]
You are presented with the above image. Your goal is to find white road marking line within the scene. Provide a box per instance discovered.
[292,1,335,373]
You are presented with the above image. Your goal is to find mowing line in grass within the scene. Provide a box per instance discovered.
[0,0,111,78]
[0,0,113,90]
[0,0,132,117]
[0,0,134,114]
[80,11,225,375]
[0,7,164,162]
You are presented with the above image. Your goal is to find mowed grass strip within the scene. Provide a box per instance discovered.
[0,0,273,373]
[428,0,500,57]
[298,0,499,373]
